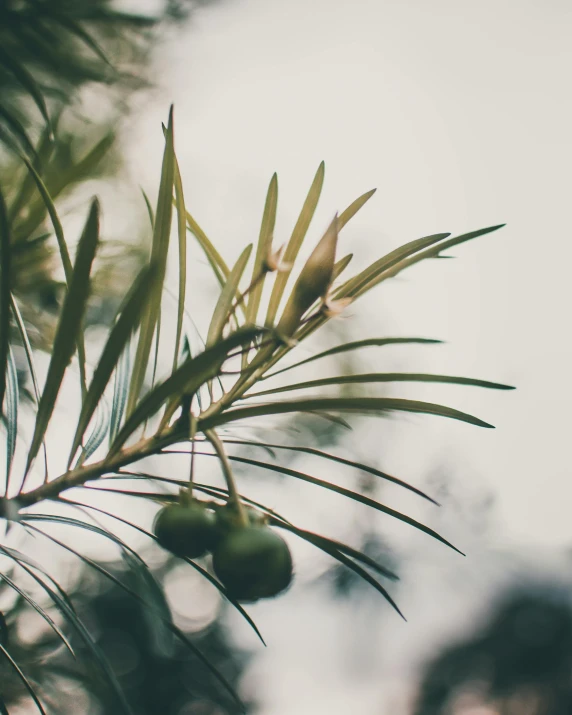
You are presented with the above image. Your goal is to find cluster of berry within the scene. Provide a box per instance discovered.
[154,498,293,602]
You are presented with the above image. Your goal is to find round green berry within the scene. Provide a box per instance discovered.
[154,502,217,559]
[212,525,293,602]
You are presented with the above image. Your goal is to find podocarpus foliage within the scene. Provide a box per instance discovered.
[0,7,513,708]
[0,104,513,711]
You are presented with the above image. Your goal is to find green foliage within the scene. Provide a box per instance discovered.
[0,101,513,709]
[0,7,512,700]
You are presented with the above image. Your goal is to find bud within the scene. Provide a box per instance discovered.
[323,295,353,318]
[277,215,339,337]
[264,243,292,273]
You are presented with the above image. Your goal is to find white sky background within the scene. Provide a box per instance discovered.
[113,0,572,712]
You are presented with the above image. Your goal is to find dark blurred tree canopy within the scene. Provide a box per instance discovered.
[414,585,572,715]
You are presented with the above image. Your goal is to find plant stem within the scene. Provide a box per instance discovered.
[204,428,248,527]
[12,427,182,509]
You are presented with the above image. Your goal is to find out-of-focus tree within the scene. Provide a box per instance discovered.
[413,586,572,715]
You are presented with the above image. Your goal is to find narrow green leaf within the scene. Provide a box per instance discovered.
[16,151,89,396]
[186,210,228,286]
[338,232,452,300]
[16,151,73,280]
[135,453,453,557]
[109,327,264,455]
[24,520,242,711]
[265,162,325,327]
[65,501,174,656]
[126,109,175,417]
[109,339,131,445]
[202,396,494,430]
[76,398,110,466]
[184,212,246,329]
[23,511,169,628]
[141,188,155,227]
[8,126,54,222]
[293,226,499,348]
[303,531,398,581]
[274,521,404,616]
[245,173,278,326]
[206,245,253,347]
[5,347,18,493]
[51,132,116,203]
[0,104,37,158]
[0,46,50,125]
[0,188,11,427]
[172,157,187,372]
[0,643,47,715]
[332,253,353,281]
[264,337,443,379]
[47,12,111,65]
[338,188,376,230]
[0,571,74,656]
[0,544,77,617]
[15,525,136,715]
[226,454,463,554]
[68,266,157,468]
[65,497,266,646]
[265,509,399,581]
[353,224,506,298]
[220,438,437,503]
[246,372,515,399]
[10,295,41,407]
[25,199,100,476]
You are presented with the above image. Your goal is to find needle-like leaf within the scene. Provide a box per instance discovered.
[0,187,11,436]
[126,109,174,416]
[246,372,515,399]
[24,521,243,711]
[245,173,278,326]
[225,454,463,553]
[24,199,100,476]
[63,496,266,645]
[338,188,376,229]
[68,265,157,467]
[0,46,50,126]
[265,162,325,327]
[0,570,74,656]
[264,337,443,379]
[0,643,47,715]
[219,438,437,503]
[206,245,253,347]
[202,396,494,430]
[172,157,187,372]
[4,347,18,493]
[354,224,506,298]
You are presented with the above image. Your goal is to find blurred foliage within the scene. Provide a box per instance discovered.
[414,585,572,715]
[0,0,199,140]
[0,0,214,350]
[0,550,246,713]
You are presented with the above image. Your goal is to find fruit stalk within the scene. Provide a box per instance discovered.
[204,428,249,527]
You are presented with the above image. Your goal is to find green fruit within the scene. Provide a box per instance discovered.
[212,525,293,602]
[154,502,217,559]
